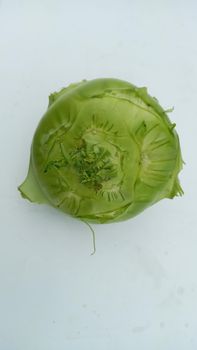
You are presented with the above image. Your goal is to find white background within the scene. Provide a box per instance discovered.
[0,1,197,349]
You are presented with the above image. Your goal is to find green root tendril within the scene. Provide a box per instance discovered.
[82,220,96,255]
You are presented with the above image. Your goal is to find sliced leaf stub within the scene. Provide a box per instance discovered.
[18,160,48,204]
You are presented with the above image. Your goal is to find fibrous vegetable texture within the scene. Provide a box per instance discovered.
[19,78,183,223]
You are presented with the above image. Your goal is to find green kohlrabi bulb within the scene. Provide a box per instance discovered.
[18,78,184,223]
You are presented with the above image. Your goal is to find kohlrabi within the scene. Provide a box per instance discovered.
[18,78,183,223]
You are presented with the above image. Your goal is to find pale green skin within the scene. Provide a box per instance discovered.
[19,78,183,223]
